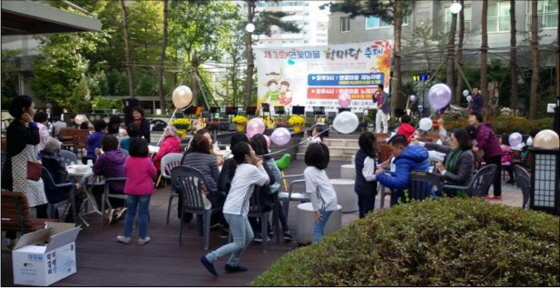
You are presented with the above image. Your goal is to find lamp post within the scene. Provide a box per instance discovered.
[446,1,462,104]
[529,130,560,216]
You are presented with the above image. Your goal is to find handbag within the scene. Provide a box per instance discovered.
[27,161,42,181]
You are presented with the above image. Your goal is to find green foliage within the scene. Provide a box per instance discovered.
[91,96,123,110]
[1,49,20,107]
[328,0,416,22]
[255,11,300,36]
[252,198,559,286]
[489,116,554,135]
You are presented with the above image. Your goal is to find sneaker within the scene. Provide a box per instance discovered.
[115,207,127,220]
[253,233,270,243]
[117,235,131,244]
[106,208,115,224]
[219,228,229,239]
[485,196,502,201]
[138,236,151,245]
[200,256,218,276]
[225,264,248,273]
[283,231,293,242]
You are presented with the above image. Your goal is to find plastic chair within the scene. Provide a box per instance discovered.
[408,171,444,201]
[101,177,127,226]
[277,174,308,219]
[41,167,77,225]
[60,149,78,165]
[247,188,273,253]
[275,154,291,191]
[444,164,497,198]
[513,165,531,210]
[171,165,222,250]
[159,153,184,224]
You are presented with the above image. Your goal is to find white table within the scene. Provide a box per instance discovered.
[67,165,96,226]
[340,164,356,180]
[330,178,358,213]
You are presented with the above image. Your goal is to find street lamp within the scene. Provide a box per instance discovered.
[245,23,255,33]
[450,2,462,14]
[446,0,462,103]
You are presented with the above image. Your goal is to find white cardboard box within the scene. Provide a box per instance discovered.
[12,222,81,286]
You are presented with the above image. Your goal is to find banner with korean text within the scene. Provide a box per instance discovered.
[255,40,392,114]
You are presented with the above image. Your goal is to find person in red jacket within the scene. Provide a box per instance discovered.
[153,126,182,167]
[396,114,416,142]
[117,138,157,245]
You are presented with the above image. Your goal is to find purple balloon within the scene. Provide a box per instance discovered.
[428,83,452,110]
[271,127,291,146]
[246,118,265,139]
[509,132,522,147]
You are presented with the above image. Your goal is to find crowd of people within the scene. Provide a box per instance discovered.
[2,93,539,275]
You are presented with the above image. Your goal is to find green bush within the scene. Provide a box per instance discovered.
[252,198,559,286]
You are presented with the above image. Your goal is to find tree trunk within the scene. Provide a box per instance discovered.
[158,0,169,113]
[509,0,518,113]
[391,0,404,111]
[446,12,457,103]
[120,0,135,98]
[480,0,489,116]
[529,0,539,119]
[243,0,255,107]
[455,0,465,104]
[557,5,560,100]
[191,50,199,106]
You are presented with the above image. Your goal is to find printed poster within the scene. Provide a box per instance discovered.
[255,40,392,114]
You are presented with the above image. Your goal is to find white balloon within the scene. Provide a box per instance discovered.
[172,85,193,109]
[462,90,469,97]
[409,95,417,102]
[419,117,433,131]
[333,111,359,134]
[466,95,473,102]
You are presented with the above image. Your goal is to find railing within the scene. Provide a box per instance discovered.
[526,12,558,29]
[487,16,511,32]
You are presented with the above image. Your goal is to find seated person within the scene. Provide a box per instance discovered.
[396,114,416,142]
[180,131,224,219]
[39,138,81,222]
[375,134,429,205]
[85,120,107,163]
[92,135,127,222]
[414,128,474,197]
[80,121,90,130]
[120,123,141,151]
[153,125,182,169]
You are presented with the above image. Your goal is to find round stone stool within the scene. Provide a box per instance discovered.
[296,203,342,244]
[351,154,355,165]
[330,178,358,213]
[340,164,356,180]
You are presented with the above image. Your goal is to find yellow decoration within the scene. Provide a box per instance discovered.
[232,115,249,124]
[176,129,187,139]
[171,118,191,130]
[288,116,305,126]
[236,124,245,131]
[293,125,302,132]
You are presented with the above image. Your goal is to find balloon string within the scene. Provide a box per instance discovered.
[264,125,331,157]
[155,109,177,147]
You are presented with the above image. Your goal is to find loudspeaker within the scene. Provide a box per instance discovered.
[123,98,139,125]
[394,108,405,118]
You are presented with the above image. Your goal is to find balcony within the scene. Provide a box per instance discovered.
[526,12,558,29]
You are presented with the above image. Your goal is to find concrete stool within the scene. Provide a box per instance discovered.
[296,203,342,244]
[351,154,355,165]
[340,164,356,180]
[330,179,358,213]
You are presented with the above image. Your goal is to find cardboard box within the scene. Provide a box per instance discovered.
[12,222,81,286]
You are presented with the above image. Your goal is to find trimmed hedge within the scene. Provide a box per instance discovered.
[252,198,559,286]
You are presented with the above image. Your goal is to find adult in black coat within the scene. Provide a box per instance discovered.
[129,106,151,143]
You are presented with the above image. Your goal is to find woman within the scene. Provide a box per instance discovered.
[180,132,224,219]
[153,126,181,164]
[39,138,68,184]
[33,111,51,152]
[92,135,127,217]
[190,129,222,162]
[416,128,474,197]
[5,95,48,217]
[131,106,151,143]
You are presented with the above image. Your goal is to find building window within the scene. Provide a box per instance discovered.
[487,1,511,32]
[444,5,472,32]
[527,0,558,28]
[340,16,350,32]
[365,15,409,29]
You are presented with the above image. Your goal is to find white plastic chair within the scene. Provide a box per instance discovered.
[161,153,184,224]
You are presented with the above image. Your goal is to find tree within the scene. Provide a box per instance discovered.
[529,0,539,119]
[480,0,489,115]
[454,0,465,104]
[120,0,135,98]
[157,0,169,112]
[509,0,518,113]
[1,49,20,107]
[329,0,416,110]
[242,0,301,107]
[446,5,457,103]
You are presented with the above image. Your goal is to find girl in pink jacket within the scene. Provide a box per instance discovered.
[117,138,157,245]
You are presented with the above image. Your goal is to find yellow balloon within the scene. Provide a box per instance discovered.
[533,129,560,150]
[172,85,193,109]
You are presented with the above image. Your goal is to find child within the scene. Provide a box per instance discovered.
[200,142,269,276]
[396,114,416,142]
[304,143,338,244]
[117,137,157,245]
[354,132,378,218]
[307,125,324,144]
[500,134,515,185]
[120,123,141,151]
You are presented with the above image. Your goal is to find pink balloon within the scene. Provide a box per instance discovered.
[264,135,271,147]
[246,118,265,139]
[271,128,291,146]
[338,92,352,108]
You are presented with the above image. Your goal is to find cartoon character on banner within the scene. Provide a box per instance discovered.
[278,81,293,106]
[258,72,282,110]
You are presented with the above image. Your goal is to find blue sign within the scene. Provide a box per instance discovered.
[308,73,384,86]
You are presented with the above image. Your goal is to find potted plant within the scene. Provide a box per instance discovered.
[288,116,305,132]
[171,118,191,139]
[232,115,249,131]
